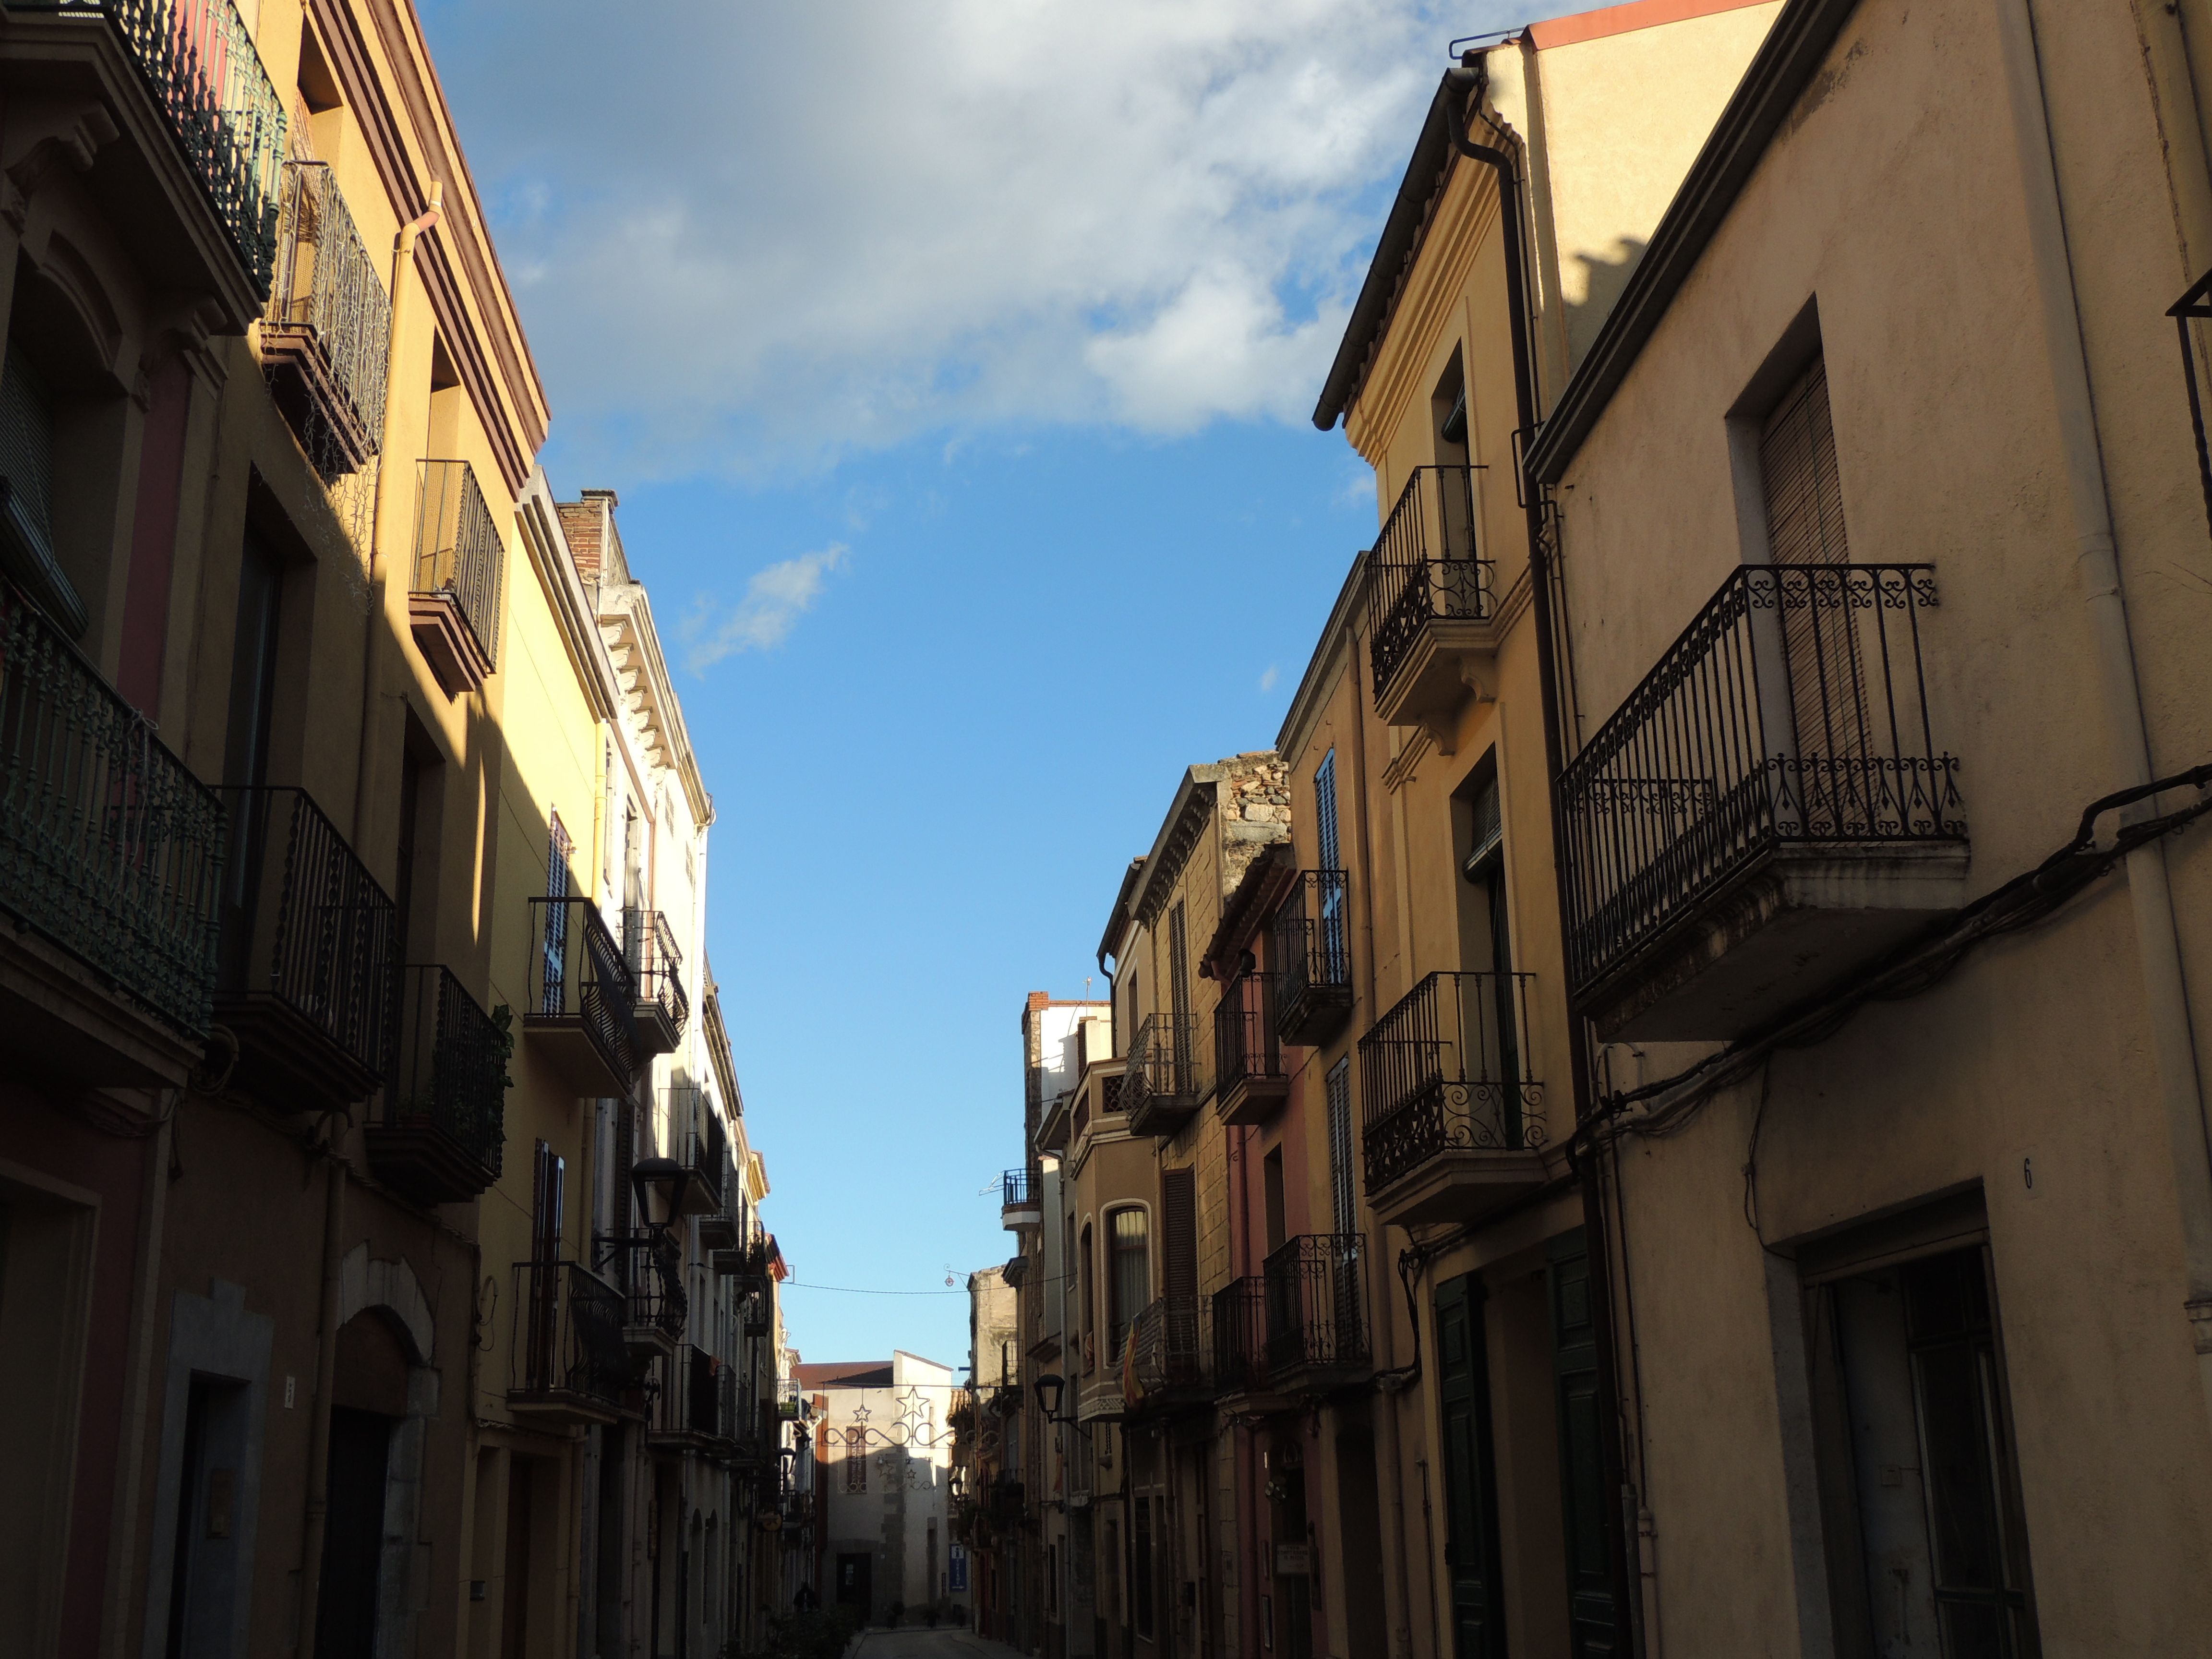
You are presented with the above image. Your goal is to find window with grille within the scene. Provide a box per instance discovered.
[845,1427,867,1492]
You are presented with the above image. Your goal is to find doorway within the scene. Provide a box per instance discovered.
[317,1408,392,1659]
[837,1552,874,1620]
[1434,1273,1504,1659]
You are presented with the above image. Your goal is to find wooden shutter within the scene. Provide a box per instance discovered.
[1759,357,1867,779]
[1434,1274,1504,1659]
[1548,1232,1618,1658]
[1161,1168,1197,1304]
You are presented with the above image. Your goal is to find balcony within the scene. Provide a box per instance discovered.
[1001,1166,1041,1231]
[1358,971,1545,1227]
[1128,1295,1209,1409]
[0,577,223,1082]
[1124,1012,1204,1137]
[698,1146,740,1250]
[262,160,388,474]
[1271,871,1353,1046]
[215,786,396,1111]
[365,966,506,1206]
[526,897,636,1095]
[1214,973,1288,1126]
[665,1084,726,1217]
[1559,563,1967,1039]
[1366,466,1496,746]
[1263,1235,1370,1394]
[509,1259,633,1426]
[1211,1278,1272,1400]
[649,1344,726,1458]
[10,0,287,308]
[596,1230,687,1366]
[409,460,503,697]
[623,907,687,1053]
[714,1231,771,1281]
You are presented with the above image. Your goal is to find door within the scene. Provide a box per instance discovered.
[837,1552,873,1617]
[1434,1274,1503,1659]
[316,1408,391,1659]
[1548,1233,1617,1659]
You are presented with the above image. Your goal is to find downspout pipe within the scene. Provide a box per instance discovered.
[1439,60,1642,1659]
[1990,0,2212,1429]
[352,181,444,848]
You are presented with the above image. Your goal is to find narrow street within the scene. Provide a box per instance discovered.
[854,1629,1030,1659]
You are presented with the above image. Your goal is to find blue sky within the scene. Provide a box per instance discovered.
[415,0,1549,1370]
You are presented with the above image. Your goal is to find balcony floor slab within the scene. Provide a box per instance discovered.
[1370,1148,1550,1230]
[1586,841,1972,1043]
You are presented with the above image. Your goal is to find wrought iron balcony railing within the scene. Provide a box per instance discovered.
[1558,563,1963,994]
[264,159,388,471]
[1358,971,1543,1193]
[1211,1278,1269,1395]
[777,1376,805,1420]
[680,1117,727,1214]
[19,0,288,294]
[512,1258,632,1414]
[623,906,687,1051]
[526,896,637,1093]
[1130,1294,1207,1400]
[1368,465,1490,699]
[1262,1234,1369,1378]
[215,785,395,1105]
[1271,869,1353,1044]
[370,965,506,1204]
[596,1228,688,1346]
[1214,973,1285,1093]
[409,459,504,692]
[1002,1167,1034,1209]
[1124,1011,1204,1132]
[0,577,224,1043]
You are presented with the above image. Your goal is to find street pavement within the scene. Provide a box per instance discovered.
[852,1626,1031,1659]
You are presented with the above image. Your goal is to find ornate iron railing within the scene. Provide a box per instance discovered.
[1557,563,1962,992]
[1368,464,1490,698]
[1358,971,1543,1192]
[1214,973,1284,1091]
[681,1119,726,1213]
[1271,869,1351,1037]
[19,0,286,294]
[265,159,388,450]
[411,460,504,671]
[216,785,395,1080]
[383,964,506,1177]
[0,578,224,1038]
[1002,1167,1033,1208]
[1130,1294,1206,1397]
[513,1258,631,1408]
[1262,1234,1368,1375]
[527,896,637,1083]
[1124,1011,1203,1116]
[623,906,688,1038]
[1211,1278,1269,1394]
[598,1229,687,1340]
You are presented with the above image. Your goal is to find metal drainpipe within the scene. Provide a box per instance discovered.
[1439,61,1642,1659]
[1990,0,2212,1428]
[295,1148,349,1659]
[351,181,443,848]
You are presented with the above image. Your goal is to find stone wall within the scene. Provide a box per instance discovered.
[1217,752,1291,894]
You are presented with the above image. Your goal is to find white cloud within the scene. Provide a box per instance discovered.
[1259,664,1280,693]
[682,544,848,671]
[418,0,1517,476]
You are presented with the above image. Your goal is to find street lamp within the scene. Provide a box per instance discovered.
[1032,1372,1069,1423]
[631,1155,690,1230]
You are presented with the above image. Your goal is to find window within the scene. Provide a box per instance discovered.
[1314,752,1347,978]
[844,1428,867,1493]
[1107,1208,1150,1362]
[1314,751,1341,872]
[0,343,83,630]
[1758,355,1866,762]
[542,815,573,1015]
[1326,1061,1355,1239]
[1080,1223,1095,1371]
